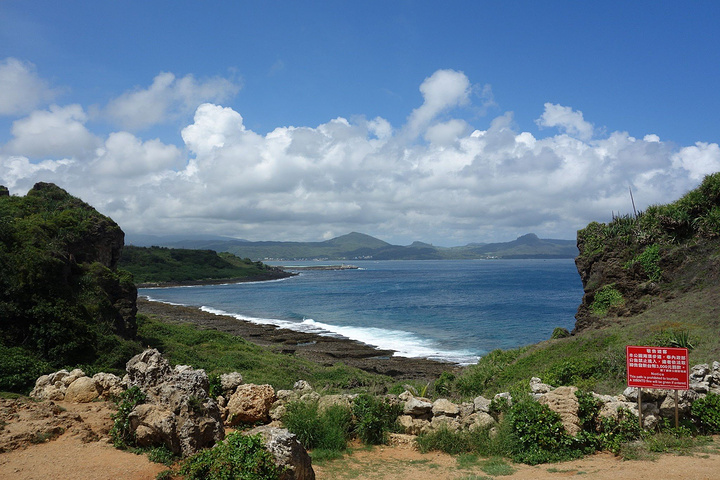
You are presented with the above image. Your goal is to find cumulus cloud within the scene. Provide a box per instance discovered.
[104,72,240,130]
[5,104,100,158]
[0,58,58,115]
[671,142,720,181]
[536,103,594,141]
[404,69,471,140]
[1,67,717,245]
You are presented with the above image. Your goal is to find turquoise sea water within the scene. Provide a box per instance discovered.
[140,259,583,365]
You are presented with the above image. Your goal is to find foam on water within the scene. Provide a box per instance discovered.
[198,305,479,365]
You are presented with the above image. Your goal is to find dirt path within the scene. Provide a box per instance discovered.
[314,439,720,480]
[0,398,165,480]
[1,397,719,479]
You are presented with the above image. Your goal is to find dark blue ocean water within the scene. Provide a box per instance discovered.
[140,259,583,365]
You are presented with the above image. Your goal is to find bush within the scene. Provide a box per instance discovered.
[691,392,720,434]
[597,407,643,454]
[590,285,624,316]
[180,432,282,480]
[282,401,352,452]
[506,400,579,464]
[0,344,52,393]
[352,393,401,445]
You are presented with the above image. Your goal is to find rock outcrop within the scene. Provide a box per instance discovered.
[244,426,315,480]
[226,384,276,425]
[125,349,224,457]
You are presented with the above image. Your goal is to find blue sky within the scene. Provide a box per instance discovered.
[1,1,719,245]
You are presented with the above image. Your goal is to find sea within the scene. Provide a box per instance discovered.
[139,259,584,366]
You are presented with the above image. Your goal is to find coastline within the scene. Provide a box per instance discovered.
[137,297,457,381]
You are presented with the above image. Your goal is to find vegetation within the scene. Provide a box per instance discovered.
[118,246,289,284]
[137,314,390,391]
[0,183,142,393]
[351,393,402,445]
[110,386,147,449]
[179,432,283,480]
[590,284,625,316]
[146,231,578,261]
[282,401,353,455]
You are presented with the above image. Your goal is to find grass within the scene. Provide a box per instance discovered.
[137,314,392,391]
[479,457,515,476]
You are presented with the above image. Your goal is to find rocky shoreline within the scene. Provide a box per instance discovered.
[137,298,456,381]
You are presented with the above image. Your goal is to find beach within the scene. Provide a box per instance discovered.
[137,298,457,381]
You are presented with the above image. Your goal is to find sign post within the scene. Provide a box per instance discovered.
[626,346,689,428]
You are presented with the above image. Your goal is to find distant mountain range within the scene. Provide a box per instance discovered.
[126,232,578,261]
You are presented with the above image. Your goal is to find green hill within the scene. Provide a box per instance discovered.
[158,231,577,260]
[117,246,292,285]
[0,183,141,391]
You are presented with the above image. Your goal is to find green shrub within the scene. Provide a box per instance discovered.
[0,344,52,393]
[352,393,401,445]
[110,386,147,448]
[550,327,570,339]
[433,371,456,396]
[147,446,176,466]
[575,390,601,431]
[208,373,222,398]
[282,400,352,452]
[691,392,720,434]
[597,407,643,454]
[180,432,282,480]
[627,244,662,282]
[506,400,579,464]
[590,285,624,316]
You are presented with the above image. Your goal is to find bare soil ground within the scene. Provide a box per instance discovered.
[1,397,719,480]
[314,438,720,480]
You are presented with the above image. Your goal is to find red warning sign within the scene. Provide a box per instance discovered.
[626,346,689,390]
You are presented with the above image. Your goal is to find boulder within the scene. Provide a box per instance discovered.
[397,415,430,435]
[124,349,225,457]
[64,376,100,403]
[130,404,179,452]
[245,426,315,480]
[318,394,352,412]
[29,372,66,401]
[126,348,173,389]
[530,377,552,395]
[293,380,313,393]
[599,401,638,420]
[227,384,276,425]
[432,398,460,417]
[403,397,432,416]
[220,372,243,394]
[538,386,581,436]
[93,372,124,398]
[473,395,491,413]
[429,415,461,432]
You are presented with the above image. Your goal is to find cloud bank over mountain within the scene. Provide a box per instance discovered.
[1,61,718,245]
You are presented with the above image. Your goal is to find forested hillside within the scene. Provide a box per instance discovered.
[118,246,292,285]
[0,183,141,391]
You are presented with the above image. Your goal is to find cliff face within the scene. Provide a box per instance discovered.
[0,183,137,366]
[573,173,720,332]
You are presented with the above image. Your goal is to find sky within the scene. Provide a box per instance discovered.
[1,1,719,246]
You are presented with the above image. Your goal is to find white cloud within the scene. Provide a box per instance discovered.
[104,72,240,130]
[0,58,58,115]
[671,142,720,181]
[405,69,471,140]
[2,68,717,245]
[536,103,594,141]
[5,104,100,158]
[92,132,184,177]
